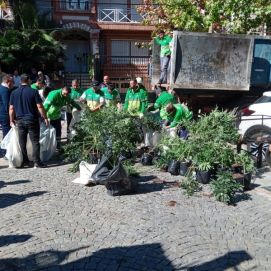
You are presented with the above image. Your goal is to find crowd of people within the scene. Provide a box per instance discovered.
[0,31,191,169]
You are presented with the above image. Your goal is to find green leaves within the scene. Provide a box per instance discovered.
[138,0,270,34]
[64,107,159,171]
[0,29,64,72]
[210,171,243,204]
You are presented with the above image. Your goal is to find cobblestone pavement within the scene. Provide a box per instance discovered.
[0,157,271,271]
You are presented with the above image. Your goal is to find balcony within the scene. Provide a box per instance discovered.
[98,6,144,23]
[58,1,91,11]
[0,6,13,21]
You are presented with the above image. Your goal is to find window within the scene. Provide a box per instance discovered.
[111,40,149,64]
[60,1,90,11]
[254,96,271,104]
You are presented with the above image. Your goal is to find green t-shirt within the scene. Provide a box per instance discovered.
[31,83,39,90]
[70,87,84,100]
[100,86,121,107]
[154,91,176,120]
[155,35,172,57]
[44,89,81,120]
[166,104,192,128]
[124,87,147,115]
[81,88,105,110]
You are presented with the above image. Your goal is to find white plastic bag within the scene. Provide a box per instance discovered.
[26,124,57,162]
[144,130,161,147]
[68,109,81,140]
[39,124,57,162]
[72,161,97,185]
[1,128,13,150]
[4,127,23,168]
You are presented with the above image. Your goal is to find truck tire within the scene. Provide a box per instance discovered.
[243,125,271,162]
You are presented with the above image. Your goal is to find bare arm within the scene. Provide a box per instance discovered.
[9,105,15,127]
[37,103,49,126]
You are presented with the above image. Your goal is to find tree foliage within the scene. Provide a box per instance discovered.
[138,0,271,34]
[0,29,64,72]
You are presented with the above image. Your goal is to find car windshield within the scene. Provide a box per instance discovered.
[254,96,271,104]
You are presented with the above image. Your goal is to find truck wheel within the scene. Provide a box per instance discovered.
[243,125,271,162]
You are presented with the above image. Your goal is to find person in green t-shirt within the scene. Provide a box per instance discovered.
[101,83,121,108]
[154,86,176,121]
[124,79,147,117]
[66,79,85,134]
[164,103,192,130]
[80,80,105,112]
[43,86,81,147]
[31,78,45,91]
[136,77,148,111]
[155,30,173,84]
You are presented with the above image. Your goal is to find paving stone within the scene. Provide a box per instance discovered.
[0,159,271,270]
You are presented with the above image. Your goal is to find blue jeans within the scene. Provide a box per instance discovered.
[17,119,40,163]
[159,55,171,84]
[0,117,10,139]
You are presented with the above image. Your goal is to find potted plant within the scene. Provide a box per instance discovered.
[234,151,255,190]
[196,161,213,184]
[210,171,243,204]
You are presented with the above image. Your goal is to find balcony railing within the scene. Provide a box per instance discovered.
[98,6,144,23]
[58,1,91,11]
[101,56,150,65]
[0,7,13,21]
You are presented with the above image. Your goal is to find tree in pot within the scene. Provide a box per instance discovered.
[210,171,243,204]
[64,107,146,172]
[234,151,255,190]
[157,135,191,176]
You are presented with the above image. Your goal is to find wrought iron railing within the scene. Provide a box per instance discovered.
[98,6,144,23]
[101,55,150,65]
[58,0,91,11]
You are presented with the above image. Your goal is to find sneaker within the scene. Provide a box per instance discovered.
[20,161,31,168]
[33,162,46,168]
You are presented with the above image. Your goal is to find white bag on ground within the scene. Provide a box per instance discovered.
[72,161,97,185]
[39,124,57,162]
[4,127,23,168]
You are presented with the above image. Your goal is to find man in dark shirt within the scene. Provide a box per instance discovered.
[9,74,49,168]
[0,74,14,139]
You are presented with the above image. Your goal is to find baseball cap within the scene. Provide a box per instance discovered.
[91,80,100,87]
[136,77,143,84]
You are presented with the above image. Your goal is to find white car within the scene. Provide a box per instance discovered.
[238,91,271,163]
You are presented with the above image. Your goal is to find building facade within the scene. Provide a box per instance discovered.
[49,0,154,90]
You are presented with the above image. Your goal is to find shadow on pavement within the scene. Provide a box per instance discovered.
[0,246,254,271]
[232,192,253,205]
[179,250,253,271]
[0,243,174,271]
[0,234,32,248]
[0,180,31,189]
[132,175,174,194]
[0,191,47,209]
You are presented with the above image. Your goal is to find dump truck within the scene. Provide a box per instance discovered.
[152,31,271,112]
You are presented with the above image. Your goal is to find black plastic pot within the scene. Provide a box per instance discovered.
[244,172,252,191]
[231,164,243,174]
[196,170,212,184]
[89,153,100,164]
[168,160,181,176]
[141,153,153,166]
[233,172,251,191]
[179,161,192,176]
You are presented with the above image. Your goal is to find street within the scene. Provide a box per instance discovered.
[0,157,271,271]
